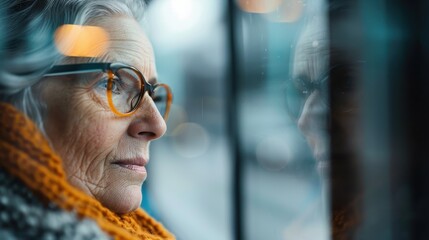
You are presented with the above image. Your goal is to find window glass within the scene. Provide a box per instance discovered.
[235,0,329,239]
[144,0,329,240]
[144,1,232,240]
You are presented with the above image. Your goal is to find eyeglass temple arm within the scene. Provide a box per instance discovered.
[44,63,111,77]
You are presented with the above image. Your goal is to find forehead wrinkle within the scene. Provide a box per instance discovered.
[296,18,328,54]
[109,44,148,61]
[293,19,329,82]
[100,35,154,72]
[296,30,328,54]
[294,40,329,82]
[108,32,154,65]
[85,16,156,78]
[97,27,151,53]
[98,49,156,82]
[294,54,329,82]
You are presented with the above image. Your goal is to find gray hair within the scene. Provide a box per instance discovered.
[0,0,146,132]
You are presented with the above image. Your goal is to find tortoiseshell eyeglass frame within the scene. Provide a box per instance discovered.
[44,62,172,120]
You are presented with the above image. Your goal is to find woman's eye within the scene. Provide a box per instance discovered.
[96,78,122,94]
[293,77,313,94]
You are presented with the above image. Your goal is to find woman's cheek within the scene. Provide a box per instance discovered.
[59,96,112,167]
[78,116,115,159]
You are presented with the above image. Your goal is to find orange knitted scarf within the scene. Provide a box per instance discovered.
[0,103,174,240]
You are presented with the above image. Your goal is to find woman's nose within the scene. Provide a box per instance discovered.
[127,94,167,141]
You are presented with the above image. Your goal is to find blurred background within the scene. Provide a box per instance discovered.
[142,1,328,240]
[140,0,429,240]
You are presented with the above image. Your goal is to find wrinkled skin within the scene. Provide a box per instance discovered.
[293,15,330,170]
[293,12,363,239]
[39,17,166,214]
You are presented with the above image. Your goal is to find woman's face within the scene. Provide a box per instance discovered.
[40,17,166,214]
[292,18,329,171]
[293,16,361,179]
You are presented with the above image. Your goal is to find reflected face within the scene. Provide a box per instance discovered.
[292,17,329,168]
[293,15,361,175]
[40,17,166,214]
[293,10,363,238]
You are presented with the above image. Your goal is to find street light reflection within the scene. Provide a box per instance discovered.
[54,24,109,57]
[237,0,283,13]
[264,0,304,22]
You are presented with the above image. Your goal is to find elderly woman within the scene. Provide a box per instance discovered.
[289,1,362,239]
[0,0,174,239]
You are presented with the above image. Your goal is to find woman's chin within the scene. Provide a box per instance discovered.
[100,185,143,214]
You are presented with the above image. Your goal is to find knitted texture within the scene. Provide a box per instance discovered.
[0,103,175,240]
[0,168,111,239]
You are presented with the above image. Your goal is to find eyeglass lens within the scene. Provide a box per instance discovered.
[152,85,168,118]
[110,67,142,114]
[109,67,168,118]
[285,64,358,121]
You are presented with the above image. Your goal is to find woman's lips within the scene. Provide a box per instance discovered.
[112,158,147,174]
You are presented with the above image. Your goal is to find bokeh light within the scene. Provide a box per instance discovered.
[171,122,210,158]
[145,0,219,49]
[237,0,283,13]
[54,24,109,57]
[264,0,304,23]
[165,104,189,136]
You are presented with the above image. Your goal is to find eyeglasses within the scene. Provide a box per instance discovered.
[285,63,360,121]
[44,62,172,120]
